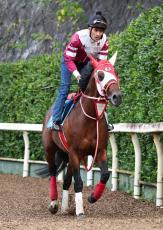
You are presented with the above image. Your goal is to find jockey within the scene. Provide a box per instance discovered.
[48,11,113,131]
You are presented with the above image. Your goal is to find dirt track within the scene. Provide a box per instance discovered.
[0,174,163,230]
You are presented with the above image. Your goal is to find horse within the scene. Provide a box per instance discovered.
[42,52,122,217]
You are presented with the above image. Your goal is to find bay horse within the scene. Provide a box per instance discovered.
[42,52,122,217]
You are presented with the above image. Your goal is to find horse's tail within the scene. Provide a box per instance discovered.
[55,150,69,175]
[35,150,69,178]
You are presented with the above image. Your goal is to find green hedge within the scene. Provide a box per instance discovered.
[0,54,60,123]
[0,5,162,182]
[0,54,57,160]
[0,52,78,160]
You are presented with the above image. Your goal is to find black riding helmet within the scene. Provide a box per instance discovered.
[88,11,107,31]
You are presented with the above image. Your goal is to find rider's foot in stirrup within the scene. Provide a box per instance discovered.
[108,123,114,131]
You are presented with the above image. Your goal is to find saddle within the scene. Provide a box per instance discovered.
[61,92,81,123]
[47,92,81,129]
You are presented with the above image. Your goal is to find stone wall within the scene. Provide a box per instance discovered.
[0,0,162,61]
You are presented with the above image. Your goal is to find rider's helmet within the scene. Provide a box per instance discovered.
[88,11,107,31]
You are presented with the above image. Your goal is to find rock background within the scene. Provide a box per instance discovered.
[0,0,162,61]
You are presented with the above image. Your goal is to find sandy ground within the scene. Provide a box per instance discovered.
[0,174,163,230]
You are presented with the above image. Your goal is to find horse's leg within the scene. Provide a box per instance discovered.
[61,163,73,213]
[73,167,84,217]
[70,153,84,217]
[88,151,110,203]
[45,144,59,214]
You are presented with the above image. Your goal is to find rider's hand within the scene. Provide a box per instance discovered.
[75,75,81,83]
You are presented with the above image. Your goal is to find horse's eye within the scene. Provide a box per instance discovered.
[97,71,104,81]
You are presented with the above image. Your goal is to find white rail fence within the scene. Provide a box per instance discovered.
[0,122,162,207]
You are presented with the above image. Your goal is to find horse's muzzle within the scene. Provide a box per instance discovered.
[109,92,122,106]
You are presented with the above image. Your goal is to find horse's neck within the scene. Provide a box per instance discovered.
[85,77,98,97]
[81,78,99,118]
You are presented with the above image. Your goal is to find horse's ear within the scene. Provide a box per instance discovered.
[109,51,118,66]
[88,54,98,68]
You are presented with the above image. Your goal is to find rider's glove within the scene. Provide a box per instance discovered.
[73,70,81,83]
[75,75,81,83]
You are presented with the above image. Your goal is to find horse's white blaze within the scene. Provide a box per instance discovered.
[75,192,84,216]
[96,71,117,96]
[61,190,69,213]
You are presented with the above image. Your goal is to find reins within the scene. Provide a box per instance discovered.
[80,92,108,171]
[80,93,106,120]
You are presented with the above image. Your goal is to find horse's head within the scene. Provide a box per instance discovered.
[88,52,122,106]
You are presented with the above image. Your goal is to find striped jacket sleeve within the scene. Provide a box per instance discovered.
[63,33,81,78]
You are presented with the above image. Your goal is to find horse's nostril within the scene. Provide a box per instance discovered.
[111,92,122,106]
[113,94,117,100]
[112,93,118,101]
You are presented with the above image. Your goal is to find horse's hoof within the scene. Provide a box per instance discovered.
[88,194,97,203]
[77,213,85,219]
[48,200,58,214]
[61,209,69,215]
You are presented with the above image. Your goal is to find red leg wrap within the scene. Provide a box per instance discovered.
[50,176,58,201]
[93,182,106,200]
